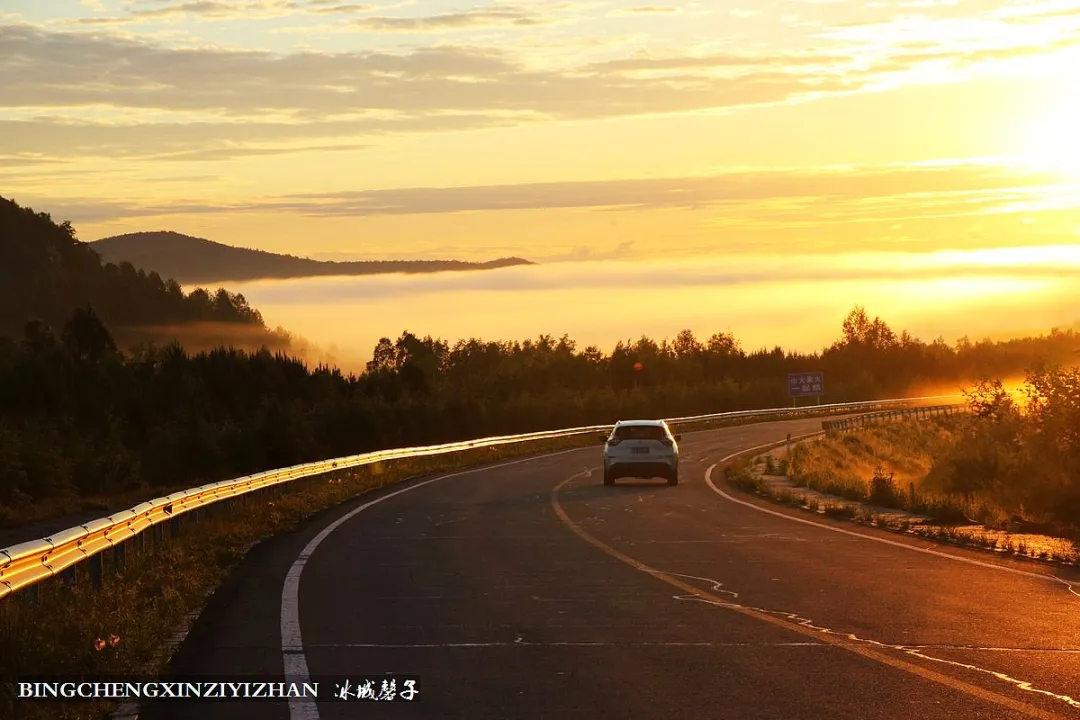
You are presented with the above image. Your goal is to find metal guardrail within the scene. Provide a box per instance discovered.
[0,394,963,600]
[821,403,968,438]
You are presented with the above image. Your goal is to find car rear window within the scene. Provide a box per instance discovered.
[614,425,669,440]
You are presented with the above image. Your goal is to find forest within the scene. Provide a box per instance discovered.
[2,195,1080,523]
[2,305,1079,521]
[0,196,289,348]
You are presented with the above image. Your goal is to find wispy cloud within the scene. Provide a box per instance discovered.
[351,7,552,32]
[0,116,520,159]
[303,2,379,14]
[23,161,1073,223]
[74,0,296,25]
[608,5,683,16]
[0,25,850,124]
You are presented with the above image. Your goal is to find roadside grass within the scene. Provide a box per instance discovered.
[728,422,1080,567]
[0,433,600,720]
[788,419,974,523]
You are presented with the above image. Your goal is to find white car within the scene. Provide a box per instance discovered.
[602,419,681,486]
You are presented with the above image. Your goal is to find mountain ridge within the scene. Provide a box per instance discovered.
[91,231,535,284]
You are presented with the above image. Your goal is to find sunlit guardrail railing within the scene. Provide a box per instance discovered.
[0,394,963,601]
[821,403,968,438]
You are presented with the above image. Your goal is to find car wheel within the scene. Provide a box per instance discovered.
[667,470,679,486]
[604,469,615,486]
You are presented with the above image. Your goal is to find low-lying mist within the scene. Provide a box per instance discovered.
[210,249,1080,367]
[115,322,373,375]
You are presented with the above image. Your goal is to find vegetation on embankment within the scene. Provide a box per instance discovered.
[0,433,598,720]
[727,364,1080,563]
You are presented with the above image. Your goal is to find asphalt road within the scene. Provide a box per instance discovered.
[144,417,1080,720]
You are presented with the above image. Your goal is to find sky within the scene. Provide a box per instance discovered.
[3,0,1080,356]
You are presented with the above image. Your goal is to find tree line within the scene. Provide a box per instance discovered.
[930,367,1080,525]
[1,301,1079,521]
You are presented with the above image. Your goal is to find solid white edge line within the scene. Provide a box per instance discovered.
[280,445,594,720]
[703,446,1076,590]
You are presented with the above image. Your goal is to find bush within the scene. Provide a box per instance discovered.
[868,465,904,509]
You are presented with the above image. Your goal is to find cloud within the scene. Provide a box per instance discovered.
[303,2,379,13]
[351,7,552,32]
[227,163,1070,217]
[3,18,1076,164]
[0,24,847,121]
[154,142,370,161]
[880,35,1080,68]
[608,5,683,16]
[73,0,297,24]
[992,0,1080,22]
[0,116,519,159]
[25,161,1070,223]
[0,154,69,167]
[585,51,852,72]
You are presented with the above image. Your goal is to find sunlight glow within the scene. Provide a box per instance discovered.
[1023,80,1080,180]
[917,245,1080,269]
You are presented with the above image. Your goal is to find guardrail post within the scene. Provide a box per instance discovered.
[60,566,76,589]
[114,541,126,570]
[88,553,103,588]
[170,516,182,538]
[154,523,164,543]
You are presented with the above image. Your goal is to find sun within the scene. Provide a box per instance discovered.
[1022,88,1080,180]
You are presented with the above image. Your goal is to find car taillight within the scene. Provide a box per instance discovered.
[660,438,673,446]
[607,437,621,445]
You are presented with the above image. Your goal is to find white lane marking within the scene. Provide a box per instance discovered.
[280,446,596,720]
[298,641,826,648]
[662,572,740,599]
[704,453,1080,597]
[674,591,1080,709]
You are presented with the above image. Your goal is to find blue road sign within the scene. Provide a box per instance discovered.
[788,372,824,397]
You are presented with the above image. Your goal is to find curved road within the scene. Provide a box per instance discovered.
[148,418,1080,720]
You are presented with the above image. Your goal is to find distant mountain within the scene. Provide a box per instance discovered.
[90,231,535,284]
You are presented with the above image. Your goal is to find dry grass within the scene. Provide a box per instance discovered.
[789,419,971,521]
[726,421,1080,567]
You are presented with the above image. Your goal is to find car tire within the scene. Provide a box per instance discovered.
[604,469,615,486]
[667,470,679,486]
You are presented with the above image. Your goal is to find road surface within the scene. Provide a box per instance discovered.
[145,417,1080,720]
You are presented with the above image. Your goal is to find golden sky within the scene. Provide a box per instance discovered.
[2,0,1080,265]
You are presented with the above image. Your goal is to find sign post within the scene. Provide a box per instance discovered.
[788,372,824,406]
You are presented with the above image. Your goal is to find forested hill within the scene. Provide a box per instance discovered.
[91,231,534,284]
[0,196,287,348]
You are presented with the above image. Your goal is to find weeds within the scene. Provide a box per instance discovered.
[823,503,857,519]
[868,465,904,509]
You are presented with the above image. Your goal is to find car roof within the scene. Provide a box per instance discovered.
[614,419,668,427]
